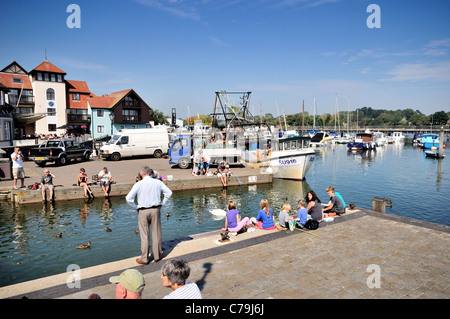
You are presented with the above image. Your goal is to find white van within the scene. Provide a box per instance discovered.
[100,128,169,161]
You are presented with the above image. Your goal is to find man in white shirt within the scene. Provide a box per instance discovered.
[11,147,25,190]
[126,166,172,265]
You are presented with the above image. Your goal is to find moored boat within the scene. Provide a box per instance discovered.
[347,131,376,150]
[419,134,441,149]
[266,136,315,180]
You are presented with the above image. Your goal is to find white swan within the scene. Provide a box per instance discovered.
[209,209,227,216]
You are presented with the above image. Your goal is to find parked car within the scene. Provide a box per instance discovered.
[28,139,92,167]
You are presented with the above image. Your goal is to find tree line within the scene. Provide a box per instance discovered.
[180,108,449,128]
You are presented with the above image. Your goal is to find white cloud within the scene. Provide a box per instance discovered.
[381,61,450,82]
[135,0,200,20]
[208,36,229,47]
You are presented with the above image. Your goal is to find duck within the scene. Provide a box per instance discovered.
[54,233,62,238]
[106,227,112,232]
[77,241,91,249]
[166,212,172,217]
[133,229,139,234]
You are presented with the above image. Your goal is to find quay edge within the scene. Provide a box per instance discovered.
[7,174,273,204]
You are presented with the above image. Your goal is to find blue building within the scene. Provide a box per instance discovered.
[87,89,153,139]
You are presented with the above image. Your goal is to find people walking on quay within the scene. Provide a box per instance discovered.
[126,166,172,265]
[98,167,112,197]
[251,199,276,230]
[222,200,252,234]
[41,169,55,202]
[109,268,145,299]
[11,147,25,190]
[161,259,203,299]
[78,168,94,198]
[305,190,323,221]
[322,186,346,216]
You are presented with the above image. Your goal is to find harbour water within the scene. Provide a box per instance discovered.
[0,142,448,287]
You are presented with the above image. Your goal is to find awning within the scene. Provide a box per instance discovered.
[14,113,47,125]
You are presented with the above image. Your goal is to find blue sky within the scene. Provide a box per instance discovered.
[1,0,449,118]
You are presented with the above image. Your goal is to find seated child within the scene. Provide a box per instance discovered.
[223,200,251,233]
[250,199,276,230]
[294,199,308,228]
[278,203,292,229]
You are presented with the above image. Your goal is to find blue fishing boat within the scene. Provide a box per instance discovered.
[419,134,440,149]
[347,131,376,150]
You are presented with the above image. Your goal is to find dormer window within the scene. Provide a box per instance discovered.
[13,78,22,84]
[37,72,43,81]
[72,93,80,101]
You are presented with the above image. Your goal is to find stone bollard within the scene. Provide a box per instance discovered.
[372,197,386,213]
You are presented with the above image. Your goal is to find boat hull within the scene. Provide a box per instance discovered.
[347,142,376,150]
[268,149,315,180]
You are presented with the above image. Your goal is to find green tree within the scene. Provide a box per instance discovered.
[432,111,449,125]
[150,108,169,125]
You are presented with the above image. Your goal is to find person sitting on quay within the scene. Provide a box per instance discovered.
[41,169,56,203]
[217,161,228,187]
[78,168,94,198]
[109,269,145,299]
[293,199,308,228]
[305,190,323,222]
[98,167,112,197]
[222,200,253,235]
[322,186,345,216]
[251,199,277,230]
[161,259,203,299]
[277,203,293,230]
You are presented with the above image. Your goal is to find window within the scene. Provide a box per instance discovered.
[97,109,104,117]
[51,74,56,82]
[47,108,56,116]
[46,88,55,100]
[44,73,49,81]
[72,93,80,101]
[13,78,22,84]
[4,121,11,141]
[57,74,62,82]
[37,72,43,81]
[48,124,56,132]
[120,136,129,144]
[97,125,105,133]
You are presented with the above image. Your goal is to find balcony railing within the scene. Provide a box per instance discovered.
[122,115,141,122]
[67,114,91,123]
[8,95,35,106]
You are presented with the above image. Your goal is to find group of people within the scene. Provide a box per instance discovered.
[87,258,202,299]
[221,186,346,234]
[191,149,234,188]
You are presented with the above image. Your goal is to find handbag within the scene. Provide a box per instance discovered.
[305,219,319,230]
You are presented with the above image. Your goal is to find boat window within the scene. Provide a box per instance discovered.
[284,142,290,150]
[291,140,298,150]
[272,140,279,152]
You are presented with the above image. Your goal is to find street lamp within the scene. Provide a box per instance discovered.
[109,112,115,137]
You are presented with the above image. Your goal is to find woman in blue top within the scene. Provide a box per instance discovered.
[251,199,276,230]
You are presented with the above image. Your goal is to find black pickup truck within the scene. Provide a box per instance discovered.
[28,139,92,167]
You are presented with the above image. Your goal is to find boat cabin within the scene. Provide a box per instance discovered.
[271,137,311,151]
[355,133,374,143]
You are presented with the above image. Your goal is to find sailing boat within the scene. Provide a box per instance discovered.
[309,97,333,147]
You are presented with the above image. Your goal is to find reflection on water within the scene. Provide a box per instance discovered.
[1,142,449,287]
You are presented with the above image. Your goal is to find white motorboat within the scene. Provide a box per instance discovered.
[374,132,387,146]
[266,136,315,180]
[390,132,405,143]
